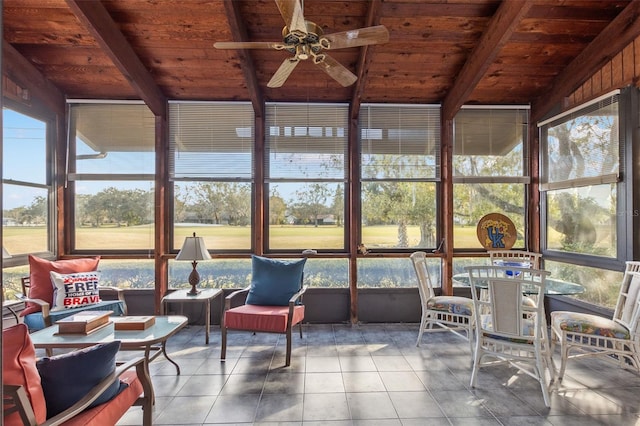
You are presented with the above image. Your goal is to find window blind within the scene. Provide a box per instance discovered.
[540,92,619,190]
[169,102,254,180]
[68,102,155,178]
[265,103,348,181]
[359,104,440,180]
[453,107,528,178]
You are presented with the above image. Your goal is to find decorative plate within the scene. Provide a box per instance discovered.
[476,213,517,250]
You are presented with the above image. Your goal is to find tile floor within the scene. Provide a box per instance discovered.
[112,323,640,425]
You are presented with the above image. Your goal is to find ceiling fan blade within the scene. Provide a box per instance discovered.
[268,58,300,88]
[324,25,389,50]
[275,0,307,34]
[314,54,357,87]
[214,41,282,50]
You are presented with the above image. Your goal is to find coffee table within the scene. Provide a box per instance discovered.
[29,315,188,375]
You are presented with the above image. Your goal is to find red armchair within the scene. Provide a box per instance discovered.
[2,324,153,426]
[220,255,307,367]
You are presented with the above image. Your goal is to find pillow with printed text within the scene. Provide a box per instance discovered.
[50,271,102,311]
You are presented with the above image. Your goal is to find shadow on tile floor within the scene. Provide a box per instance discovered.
[103,323,640,426]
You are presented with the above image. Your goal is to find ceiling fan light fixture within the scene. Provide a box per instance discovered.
[296,45,310,60]
[282,26,306,44]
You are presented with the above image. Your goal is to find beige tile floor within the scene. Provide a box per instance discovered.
[112,323,640,425]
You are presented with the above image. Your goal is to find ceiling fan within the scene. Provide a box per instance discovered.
[214,0,389,88]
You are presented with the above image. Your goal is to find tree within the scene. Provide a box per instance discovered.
[192,183,226,224]
[293,183,331,227]
[361,154,437,248]
[23,196,47,224]
[331,185,344,227]
[222,183,251,226]
[546,112,617,255]
[191,182,251,225]
[269,187,287,225]
[83,191,109,227]
[78,187,153,227]
[173,184,192,223]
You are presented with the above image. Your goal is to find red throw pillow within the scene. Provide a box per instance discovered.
[2,324,47,425]
[21,255,101,316]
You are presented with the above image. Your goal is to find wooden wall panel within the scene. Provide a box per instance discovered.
[623,43,636,83]
[568,36,640,107]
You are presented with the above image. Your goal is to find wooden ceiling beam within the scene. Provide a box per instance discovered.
[221,0,264,119]
[531,1,640,123]
[350,0,383,120]
[441,0,533,121]
[65,0,167,116]
[2,40,66,115]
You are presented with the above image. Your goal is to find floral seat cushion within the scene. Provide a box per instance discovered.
[480,314,536,344]
[551,311,630,340]
[426,296,473,316]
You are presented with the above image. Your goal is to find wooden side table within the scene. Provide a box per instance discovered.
[161,288,223,344]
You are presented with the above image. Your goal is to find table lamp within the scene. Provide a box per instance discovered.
[175,232,211,295]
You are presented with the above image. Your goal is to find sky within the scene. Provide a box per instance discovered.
[3,108,155,211]
[3,109,47,210]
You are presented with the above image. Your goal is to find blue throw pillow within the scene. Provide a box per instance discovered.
[245,255,306,306]
[36,340,127,418]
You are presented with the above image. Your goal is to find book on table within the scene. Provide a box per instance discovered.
[112,315,156,330]
[56,310,113,334]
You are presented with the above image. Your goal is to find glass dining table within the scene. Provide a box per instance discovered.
[452,272,585,295]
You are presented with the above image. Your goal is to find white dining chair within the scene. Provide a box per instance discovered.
[551,261,640,383]
[489,250,542,308]
[488,250,542,269]
[410,251,474,349]
[465,265,555,407]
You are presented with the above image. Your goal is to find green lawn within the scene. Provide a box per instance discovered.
[4,224,492,251]
[2,224,617,309]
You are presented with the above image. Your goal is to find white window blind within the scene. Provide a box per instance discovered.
[540,92,619,191]
[68,102,155,178]
[453,107,528,179]
[265,103,348,181]
[169,102,254,180]
[359,104,440,180]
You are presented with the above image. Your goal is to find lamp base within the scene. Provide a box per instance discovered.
[187,261,201,296]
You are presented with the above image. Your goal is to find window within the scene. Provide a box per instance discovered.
[453,107,529,249]
[265,103,348,251]
[544,260,623,309]
[359,104,440,250]
[540,91,620,259]
[358,257,439,288]
[2,108,54,258]
[68,102,155,252]
[169,102,254,252]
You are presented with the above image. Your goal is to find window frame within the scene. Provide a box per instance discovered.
[168,101,255,254]
[264,102,349,254]
[538,88,631,271]
[452,105,531,252]
[2,102,57,264]
[358,103,442,253]
[67,100,156,254]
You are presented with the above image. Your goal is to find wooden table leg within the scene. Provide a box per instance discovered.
[205,299,210,344]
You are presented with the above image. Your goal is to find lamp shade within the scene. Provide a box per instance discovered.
[2,246,11,259]
[175,233,211,261]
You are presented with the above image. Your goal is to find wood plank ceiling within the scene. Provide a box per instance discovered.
[3,0,639,121]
